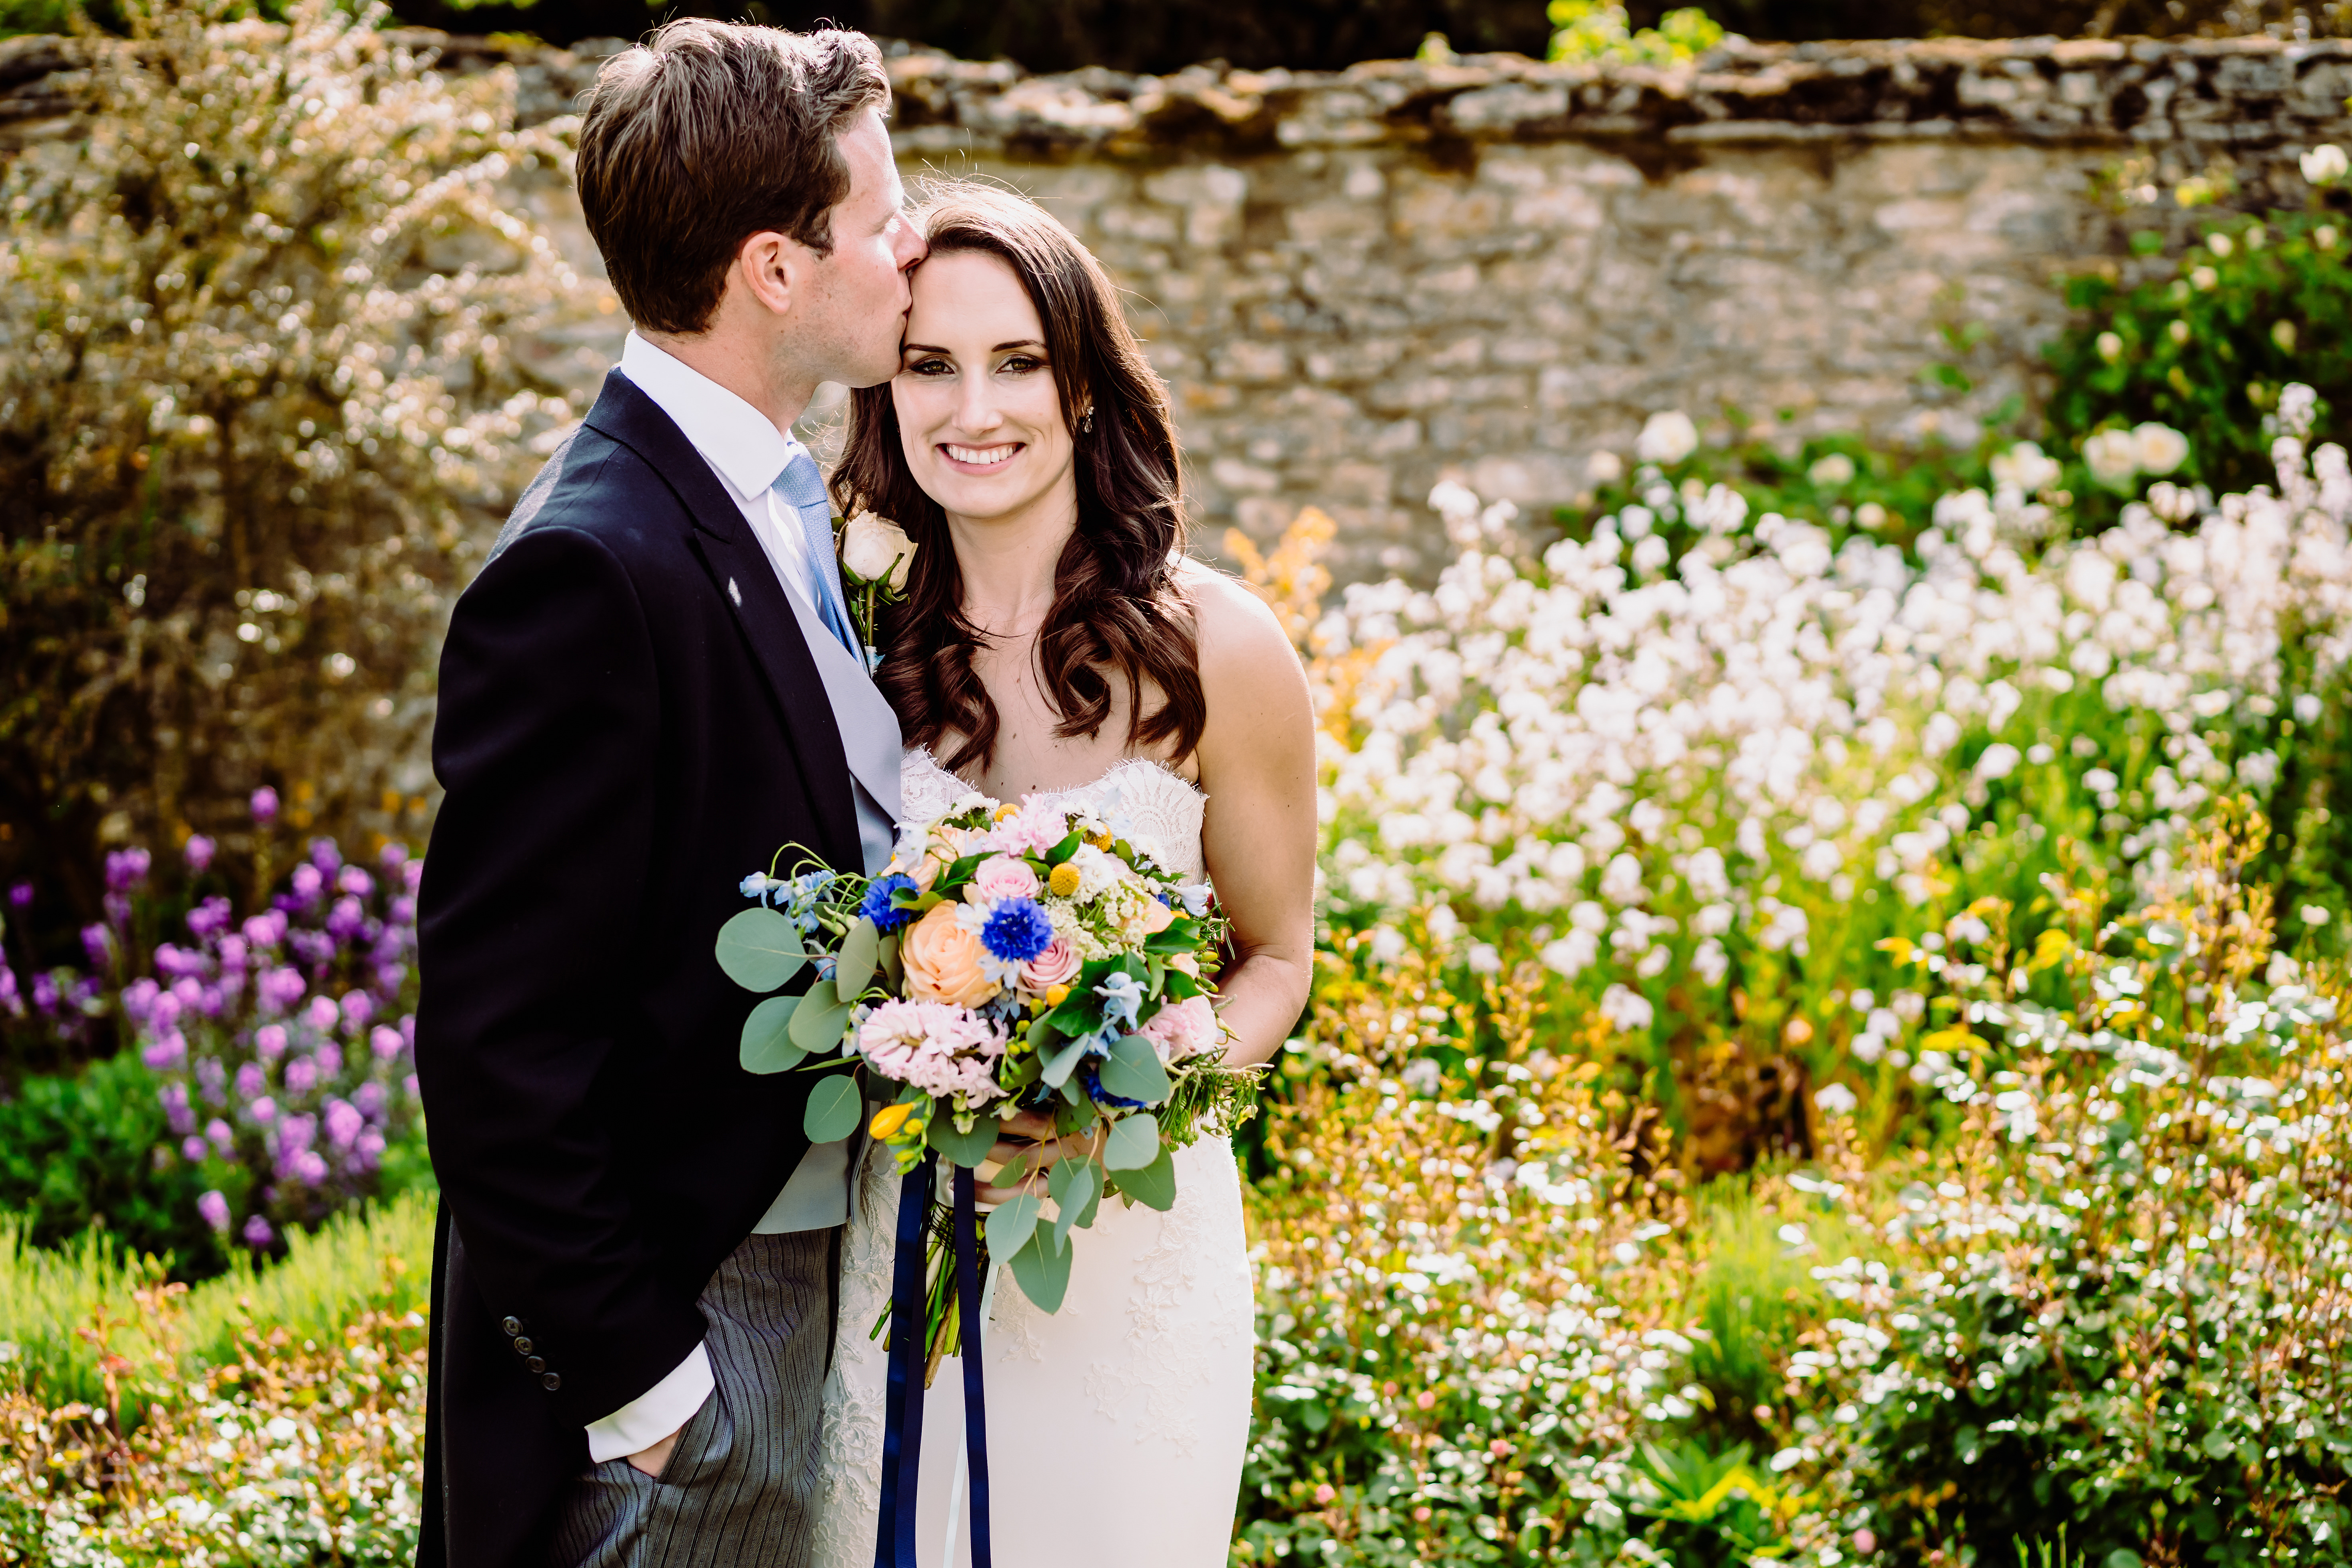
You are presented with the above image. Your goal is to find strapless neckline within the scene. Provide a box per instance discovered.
[898,747,1210,882]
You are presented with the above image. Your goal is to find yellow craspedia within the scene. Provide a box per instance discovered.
[869,1103,915,1140]
[996,802,1021,822]
[1049,861,1083,898]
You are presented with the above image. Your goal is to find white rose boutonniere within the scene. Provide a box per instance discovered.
[836,509,916,669]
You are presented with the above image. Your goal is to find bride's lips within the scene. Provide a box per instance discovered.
[938,441,1023,474]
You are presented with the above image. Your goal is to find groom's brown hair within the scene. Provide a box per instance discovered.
[576,20,890,335]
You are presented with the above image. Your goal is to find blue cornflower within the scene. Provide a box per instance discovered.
[858,873,919,934]
[979,897,1054,964]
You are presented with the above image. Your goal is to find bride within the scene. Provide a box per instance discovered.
[809,184,1317,1566]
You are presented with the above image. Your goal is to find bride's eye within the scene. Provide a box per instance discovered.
[998,355,1044,375]
[905,356,953,377]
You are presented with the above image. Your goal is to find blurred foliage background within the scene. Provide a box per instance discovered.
[7,0,2352,69]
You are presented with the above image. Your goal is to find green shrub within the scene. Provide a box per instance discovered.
[0,0,587,921]
[0,1050,222,1273]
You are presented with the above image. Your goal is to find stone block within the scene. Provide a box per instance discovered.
[1213,341,1291,383]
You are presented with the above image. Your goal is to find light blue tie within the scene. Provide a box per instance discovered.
[772,449,861,660]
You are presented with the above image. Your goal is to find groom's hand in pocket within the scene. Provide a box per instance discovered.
[626,1427,683,1480]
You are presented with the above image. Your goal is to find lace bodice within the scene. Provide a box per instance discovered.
[898,748,1209,882]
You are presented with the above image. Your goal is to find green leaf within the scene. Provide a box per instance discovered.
[739,995,807,1075]
[985,1193,1042,1258]
[803,1074,864,1143]
[1041,1033,1094,1089]
[836,916,880,1004]
[879,931,903,990]
[1115,1144,1177,1211]
[1044,830,1083,864]
[1048,1158,1098,1252]
[1099,1034,1172,1103]
[927,1110,1000,1168]
[1142,918,1198,954]
[790,986,856,1053]
[1004,1219,1073,1313]
[714,908,808,992]
[1102,1112,1161,1171]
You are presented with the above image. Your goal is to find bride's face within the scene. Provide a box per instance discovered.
[891,250,1078,528]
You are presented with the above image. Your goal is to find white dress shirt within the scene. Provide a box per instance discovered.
[584,332,891,1462]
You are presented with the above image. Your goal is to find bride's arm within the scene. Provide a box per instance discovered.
[1187,567,1318,1070]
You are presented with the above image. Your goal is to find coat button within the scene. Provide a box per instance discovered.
[542,1372,562,1392]
[526,1356,546,1373]
[501,1316,523,1336]
[513,1337,533,1355]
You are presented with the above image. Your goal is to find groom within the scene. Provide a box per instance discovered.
[414,20,918,1568]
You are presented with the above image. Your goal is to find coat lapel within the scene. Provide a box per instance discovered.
[582,370,862,873]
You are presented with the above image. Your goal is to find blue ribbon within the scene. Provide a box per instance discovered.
[873,1154,992,1568]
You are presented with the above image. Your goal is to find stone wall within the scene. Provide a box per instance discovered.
[7,30,2349,580]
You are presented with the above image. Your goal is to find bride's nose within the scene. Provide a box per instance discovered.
[952,376,1004,437]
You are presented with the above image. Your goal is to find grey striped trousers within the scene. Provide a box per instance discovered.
[550,1230,834,1568]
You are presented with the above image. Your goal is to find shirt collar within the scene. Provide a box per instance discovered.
[618,330,803,501]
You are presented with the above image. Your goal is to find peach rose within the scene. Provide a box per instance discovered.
[900,901,1000,1008]
[1018,936,1082,994]
[1141,896,1176,934]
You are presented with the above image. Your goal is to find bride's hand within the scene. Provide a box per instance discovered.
[976,1109,1100,1206]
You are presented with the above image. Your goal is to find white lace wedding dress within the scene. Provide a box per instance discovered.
[808,749,1256,1568]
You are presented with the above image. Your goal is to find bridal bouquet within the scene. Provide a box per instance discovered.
[715,783,1260,1370]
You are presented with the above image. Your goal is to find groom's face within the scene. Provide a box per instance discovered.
[794,109,924,387]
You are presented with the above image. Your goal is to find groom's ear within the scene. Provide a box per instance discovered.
[730,231,808,321]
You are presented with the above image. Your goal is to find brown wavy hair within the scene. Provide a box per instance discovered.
[831,184,1203,778]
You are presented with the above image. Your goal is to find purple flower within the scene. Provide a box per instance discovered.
[254,1023,288,1060]
[155,944,203,980]
[243,910,287,949]
[279,1112,316,1153]
[104,848,151,893]
[198,1190,231,1232]
[354,1128,386,1170]
[400,1014,416,1050]
[337,866,374,899]
[251,787,279,824]
[171,976,204,1012]
[182,1135,208,1162]
[242,1214,274,1248]
[196,984,226,1018]
[403,860,423,894]
[290,1149,330,1185]
[304,995,338,1033]
[248,1095,278,1124]
[148,991,183,1032]
[325,896,365,940]
[0,966,18,1019]
[339,990,374,1032]
[143,1032,189,1072]
[81,924,114,970]
[404,1073,421,1101]
[310,838,342,874]
[206,1117,234,1152]
[289,929,335,969]
[186,896,233,940]
[184,834,216,872]
[388,895,417,926]
[6,882,30,911]
[289,863,323,907]
[315,1041,342,1078]
[374,962,407,994]
[324,1098,362,1150]
[258,966,305,1014]
[980,898,1055,964]
[354,1080,387,1119]
[236,1062,266,1099]
[122,976,162,1022]
[285,1058,317,1095]
[370,1026,402,1062]
[196,1057,227,1106]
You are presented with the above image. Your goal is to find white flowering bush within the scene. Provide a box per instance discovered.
[1315,412,2352,1171]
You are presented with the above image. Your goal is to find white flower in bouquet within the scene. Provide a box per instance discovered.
[840,508,915,590]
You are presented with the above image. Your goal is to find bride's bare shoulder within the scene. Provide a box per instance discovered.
[1174,558,1306,702]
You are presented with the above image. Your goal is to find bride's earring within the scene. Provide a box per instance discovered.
[1080,404,1094,435]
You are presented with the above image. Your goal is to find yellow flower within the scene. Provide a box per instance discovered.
[996,802,1021,822]
[1046,983,1071,1007]
[1049,861,1083,897]
[869,1103,915,1139]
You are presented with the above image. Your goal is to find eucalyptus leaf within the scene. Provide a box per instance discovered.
[738,995,806,1075]
[879,932,904,989]
[1005,1221,1072,1314]
[1116,1144,1177,1212]
[1041,1033,1092,1088]
[1102,1112,1162,1172]
[927,1110,1001,1168]
[714,908,808,992]
[789,987,856,1053]
[836,917,880,1004]
[985,1193,1042,1259]
[1048,1158,1098,1253]
[1099,1034,1172,1103]
[803,1074,864,1143]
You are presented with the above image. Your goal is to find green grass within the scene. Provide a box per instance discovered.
[0,1190,436,1406]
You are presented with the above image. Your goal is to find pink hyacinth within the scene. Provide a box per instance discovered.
[856,1000,1008,1104]
[990,798,1076,858]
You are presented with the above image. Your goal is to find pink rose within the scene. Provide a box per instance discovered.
[1018,936,1082,994]
[971,854,1041,904]
[1140,994,1221,1064]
